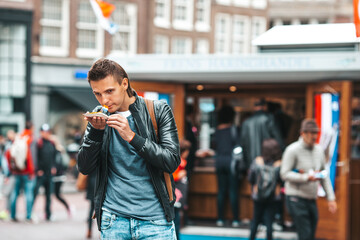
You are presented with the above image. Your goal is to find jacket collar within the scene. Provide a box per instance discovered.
[129,90,141,112]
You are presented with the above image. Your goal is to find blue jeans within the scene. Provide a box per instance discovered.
[100,210,177,240]
[10,174,35,220]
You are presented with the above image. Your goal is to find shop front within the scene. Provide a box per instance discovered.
[109,25,360,238]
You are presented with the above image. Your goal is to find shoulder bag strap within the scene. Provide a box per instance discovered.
[144,99,174,202]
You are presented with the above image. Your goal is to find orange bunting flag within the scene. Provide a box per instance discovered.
[90,0,119,35]
[354,0,360,37]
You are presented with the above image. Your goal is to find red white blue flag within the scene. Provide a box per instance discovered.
[354,0,360,37]
[315,93,339,189]
[90,0,119,35]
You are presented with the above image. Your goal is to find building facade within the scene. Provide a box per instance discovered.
[27,0,268,142]
[268,0,354,28]
[0,0,33,135]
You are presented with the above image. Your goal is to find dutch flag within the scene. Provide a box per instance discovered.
[90,0,119,35]
[354,0,360,37]
[315,93,340,190]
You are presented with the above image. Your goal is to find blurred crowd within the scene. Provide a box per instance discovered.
[0,121,74,223]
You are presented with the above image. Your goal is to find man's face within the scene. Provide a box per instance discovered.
[301,131,319,147]
[40,131,51,139]
[90,75,128,113]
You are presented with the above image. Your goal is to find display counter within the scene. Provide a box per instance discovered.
[187,157,253,220]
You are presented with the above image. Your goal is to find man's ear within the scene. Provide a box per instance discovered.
[122,78,129,90]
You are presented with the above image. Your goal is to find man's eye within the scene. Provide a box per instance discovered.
[106,90,113,94]
[94,93,101,96]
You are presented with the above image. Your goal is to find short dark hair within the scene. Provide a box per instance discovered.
[25,121,33,130]
[179,139,191,155]
[300,119,320,133]
[88,58,134,97]
[217,105,235,124]
[261,138,281,163]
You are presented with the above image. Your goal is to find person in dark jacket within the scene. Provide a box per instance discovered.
[240,99,284,168]
[248,139,282,240]
[85,171,96,239]
[51,135,71,218]
[77,58,180,240]
[214,105,240,228]
[32,123,57,221]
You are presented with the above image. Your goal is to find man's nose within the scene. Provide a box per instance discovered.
[100,96,109,106]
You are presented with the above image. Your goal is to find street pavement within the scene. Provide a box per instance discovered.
[0,189,100,240]
[0,178,297,240]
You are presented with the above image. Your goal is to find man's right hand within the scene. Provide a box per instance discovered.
[85,116,107,130]
[308,174,320,181]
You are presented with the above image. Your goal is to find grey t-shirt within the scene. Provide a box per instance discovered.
[102,111,165,220]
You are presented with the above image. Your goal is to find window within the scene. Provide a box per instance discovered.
[215,14,231,54]
[251,16,266,52]
[0,22,26,98]
[111,3,137,54]
[40,0,69,57]
[271,19,283,27]
[252,0,267,9]
[153,35,169,54]
[76,0,103,58]
[232,15,250,54]
[233,0,250,7]
[309,19,319,24]
[291,19,301,25]
[195,0,211,32]
[171,37,192,54]
[195,39,209,54]
[216,0,231,5]
[154,0,170,28]
[173,0,194,31]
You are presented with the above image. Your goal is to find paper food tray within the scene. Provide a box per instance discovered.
[83,112,109,119]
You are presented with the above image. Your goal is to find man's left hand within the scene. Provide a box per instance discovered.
[107,114,135,142]
[328,200,337,214]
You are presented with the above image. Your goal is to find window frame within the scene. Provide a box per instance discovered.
[195,0,211,32]
[76,0,104,59]
[173,0,194,31]
[232,15,250,54]
[110,3,138,55]
[154,0,171,28]
[171,37,192,54]
[153,35,169,54]
[214,13,231,54]
[39,0,69,57]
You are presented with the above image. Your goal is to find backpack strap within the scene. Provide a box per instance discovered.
[144,99,174,202]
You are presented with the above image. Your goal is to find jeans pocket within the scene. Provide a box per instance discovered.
[149,219,173,226]
[101,211,114,230]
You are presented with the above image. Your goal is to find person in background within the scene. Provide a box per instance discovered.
[0,130,16,220]
[240,99,284,168]
[184,104,198,180]
[214,105,240,228]
[0,134,5,199]
[248,139,282,240]
[32,124,57,221]
[281,119,337,240]
[173,139,191,239]
[7,121,36,222]
[51,135,72,218]
[85,171,96,239]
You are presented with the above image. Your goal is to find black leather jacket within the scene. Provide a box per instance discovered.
[240,110,284,168]
[77,92,180,230]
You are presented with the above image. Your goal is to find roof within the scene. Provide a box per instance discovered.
[107,52,360,83]
[252,23,359,47]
